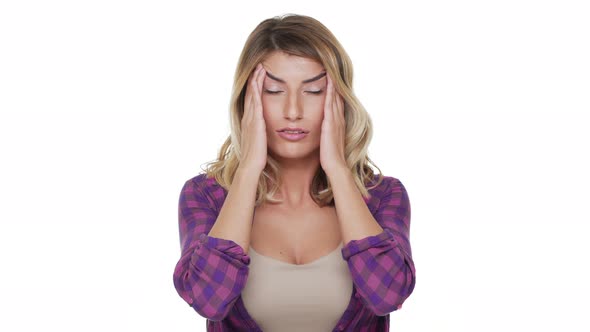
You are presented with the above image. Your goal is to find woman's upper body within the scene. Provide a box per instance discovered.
[174,13,416,331]
[172,172,415,331]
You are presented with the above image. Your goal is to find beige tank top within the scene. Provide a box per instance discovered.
[241,243,353,332]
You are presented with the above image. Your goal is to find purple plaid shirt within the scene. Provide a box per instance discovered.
[173,173,416,331]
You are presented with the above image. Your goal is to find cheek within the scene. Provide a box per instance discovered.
[303,97,325,117]
[303,97,324,125]
[303,95,325,106]
[261,96,278,112]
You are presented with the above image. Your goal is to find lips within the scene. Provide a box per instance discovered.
[277,131,308,141]
[276,127,309,134]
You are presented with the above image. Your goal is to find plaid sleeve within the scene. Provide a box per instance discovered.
[341,177,416,316]
[172,175,251,321]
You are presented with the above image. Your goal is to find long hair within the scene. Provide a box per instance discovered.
[201,13,384,207]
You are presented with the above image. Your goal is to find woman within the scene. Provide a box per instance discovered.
[173,13,416,331]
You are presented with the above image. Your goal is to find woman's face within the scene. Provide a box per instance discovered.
[260,51,327,162]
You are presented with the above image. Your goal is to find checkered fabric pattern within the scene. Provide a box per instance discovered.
[173,173,416,331]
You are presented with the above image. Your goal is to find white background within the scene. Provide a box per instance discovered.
[1,1,589,331]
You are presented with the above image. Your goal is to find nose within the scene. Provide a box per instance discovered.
[284,94,303,120]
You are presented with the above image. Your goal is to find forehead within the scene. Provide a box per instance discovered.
[261,51,325,83]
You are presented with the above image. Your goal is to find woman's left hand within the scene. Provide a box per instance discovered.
[319,73,347,177]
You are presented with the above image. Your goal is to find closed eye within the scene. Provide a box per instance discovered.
[264,89,282,94]
[263,89,323,95]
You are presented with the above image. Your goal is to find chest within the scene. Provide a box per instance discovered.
[249,205,342,265]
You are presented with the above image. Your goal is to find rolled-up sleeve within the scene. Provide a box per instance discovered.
[172,175,251,322]
[341,177,416,316]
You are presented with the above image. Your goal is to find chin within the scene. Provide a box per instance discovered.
[269,145,319,161]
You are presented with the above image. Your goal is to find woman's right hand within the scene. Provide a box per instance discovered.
[239,63,268,176]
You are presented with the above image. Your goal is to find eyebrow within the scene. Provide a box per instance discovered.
[265,71,327,84]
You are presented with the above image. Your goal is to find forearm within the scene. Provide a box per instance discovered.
[331,172,416,314]
[328,167,384,246]
[207,168,259,253]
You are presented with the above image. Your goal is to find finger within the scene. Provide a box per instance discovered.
[247,63,261,95]
[244,80,254,123]
[325,73,333,121]
[336,92,344,123]
[246,64,263,121]
[256,63,266,91]
[333,82,343,123]
[329,74,339,122]
[255,64,266,101]
[254,65,266,118]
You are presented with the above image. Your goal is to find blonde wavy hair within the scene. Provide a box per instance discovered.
[201,13,385,207]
